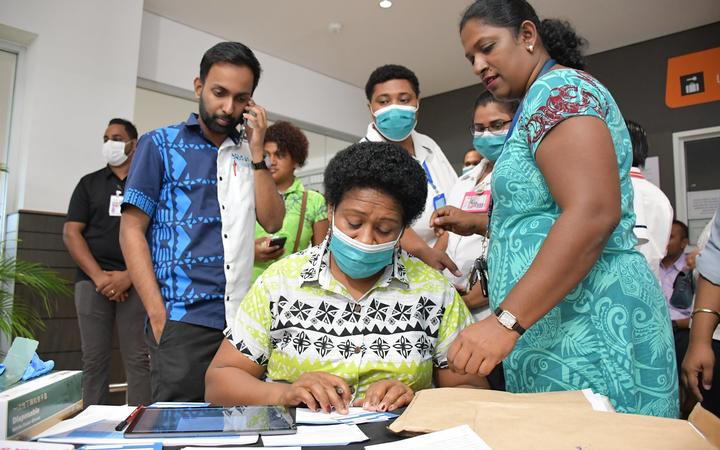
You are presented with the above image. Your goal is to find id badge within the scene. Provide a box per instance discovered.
[109,191,123,217]
[461,190,491,213]
[432,193,446,210]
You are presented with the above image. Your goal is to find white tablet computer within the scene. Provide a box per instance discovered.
[124,405,296,438]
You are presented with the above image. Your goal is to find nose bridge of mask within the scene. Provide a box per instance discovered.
[373,104,417,118]
[331,214,401,253]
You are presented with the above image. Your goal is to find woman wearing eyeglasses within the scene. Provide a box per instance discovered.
[431,0,677,417]
[436,92,518,391]
[437,91,517,323]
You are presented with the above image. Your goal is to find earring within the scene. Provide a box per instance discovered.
[527,45,534,52]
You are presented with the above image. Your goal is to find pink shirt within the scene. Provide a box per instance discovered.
[659,252,690,320]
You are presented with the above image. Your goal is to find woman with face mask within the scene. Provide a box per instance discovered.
[438,92,518,321]
[432,0,677,417]
[437,92,517,391]
[206,141,488,413]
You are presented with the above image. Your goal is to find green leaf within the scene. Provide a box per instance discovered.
[0,255,71,339]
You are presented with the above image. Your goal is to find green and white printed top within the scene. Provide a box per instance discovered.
[225,238,473,398]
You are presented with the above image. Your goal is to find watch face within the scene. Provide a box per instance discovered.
[497,310,516,329]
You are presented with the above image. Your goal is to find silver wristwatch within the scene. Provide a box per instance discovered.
[494,308,526,335]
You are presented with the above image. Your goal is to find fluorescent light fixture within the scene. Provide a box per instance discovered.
[379,0,392,8]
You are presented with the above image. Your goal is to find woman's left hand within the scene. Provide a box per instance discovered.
[448,316,519,376]
[352,380,413,412]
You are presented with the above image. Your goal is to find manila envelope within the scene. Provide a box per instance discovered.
[389,387,595,435]
[472,403,717,450]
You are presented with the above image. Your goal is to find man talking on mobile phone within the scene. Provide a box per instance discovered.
[120,42,285,401]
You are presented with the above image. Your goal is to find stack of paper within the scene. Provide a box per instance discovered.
[0,441,73,450]
[79,444,161,450]
[296,407,397,425]
[366,425,491,450]
[261,424,368,447]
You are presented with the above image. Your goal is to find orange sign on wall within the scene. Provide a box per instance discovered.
[665,47,720,108]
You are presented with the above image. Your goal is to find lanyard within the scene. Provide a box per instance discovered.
[422,160,439,194]
[505,58,557,143]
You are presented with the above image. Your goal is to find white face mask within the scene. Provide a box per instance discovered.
[102,140,128,167]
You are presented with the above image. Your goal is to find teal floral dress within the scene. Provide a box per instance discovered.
[489,69,678,417]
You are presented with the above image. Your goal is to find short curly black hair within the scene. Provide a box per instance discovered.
[364,64,420,101]
[324,141,427,227]
[264,121,309,166]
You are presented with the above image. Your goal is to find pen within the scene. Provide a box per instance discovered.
[115,404,145,431]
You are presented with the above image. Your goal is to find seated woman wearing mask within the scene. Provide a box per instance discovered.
[206,141,487,413]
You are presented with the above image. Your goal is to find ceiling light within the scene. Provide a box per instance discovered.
[379,0,392,8]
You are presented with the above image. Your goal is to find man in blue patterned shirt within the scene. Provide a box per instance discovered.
[120,42,285,401]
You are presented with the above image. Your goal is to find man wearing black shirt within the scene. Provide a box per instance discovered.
[63,118,150,406]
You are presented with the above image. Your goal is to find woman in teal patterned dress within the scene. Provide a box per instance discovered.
[433,0,678,417]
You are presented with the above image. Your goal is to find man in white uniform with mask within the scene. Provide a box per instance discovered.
[361,64,460,275]
[63,118,150,406]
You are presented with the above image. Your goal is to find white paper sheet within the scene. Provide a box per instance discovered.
[581,388,615,412]
[181,447,300,450]
[296,407,397,425]
[687,190,720,220]
[365,424,491,450]
[0,441,73,450]
[261,424,368,447]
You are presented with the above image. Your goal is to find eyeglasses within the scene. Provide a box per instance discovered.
[469,119,512,135]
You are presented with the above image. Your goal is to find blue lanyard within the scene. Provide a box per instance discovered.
[504,58,556,143]
[422,160,439,193]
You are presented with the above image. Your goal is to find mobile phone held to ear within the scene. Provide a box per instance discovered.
[268,236,287,248]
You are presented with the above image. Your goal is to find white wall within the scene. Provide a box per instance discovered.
[133,87,198,136]
[0,0,144,214]
[0,5,366,214]
[138,12,368,139]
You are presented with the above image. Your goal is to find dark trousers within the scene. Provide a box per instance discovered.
[698,339,720,417]
[145,320,224,402]
[74,280,151,406]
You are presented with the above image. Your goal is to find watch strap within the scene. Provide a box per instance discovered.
[494,307,526,335]
[252,160,268,170]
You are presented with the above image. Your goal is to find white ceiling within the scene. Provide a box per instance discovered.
[144,0,720,97]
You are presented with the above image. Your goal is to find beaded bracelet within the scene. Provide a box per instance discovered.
[691,308,720,320]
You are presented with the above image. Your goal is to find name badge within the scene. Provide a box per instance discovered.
[109,191,123,217]
[461,190,491,213]
[432,193,446,210]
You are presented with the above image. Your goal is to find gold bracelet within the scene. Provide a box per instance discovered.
[691,308,720,320]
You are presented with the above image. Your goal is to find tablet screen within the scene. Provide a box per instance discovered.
[124,406,296,438]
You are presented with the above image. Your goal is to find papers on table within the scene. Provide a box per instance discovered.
[79,444,162,450]
[33,405,258,447]
[261,424,368,447]
[296,407,398,425]
[150,402,209,408]
[0,441,73,450]
[365,425,491,450]
[182,448,300,450]
[581,388,614,412]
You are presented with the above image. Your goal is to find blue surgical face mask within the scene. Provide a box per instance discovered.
[461,164,476,175]
[373,104,417,142]
[328,215,402,279]
[472,130,507,161]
